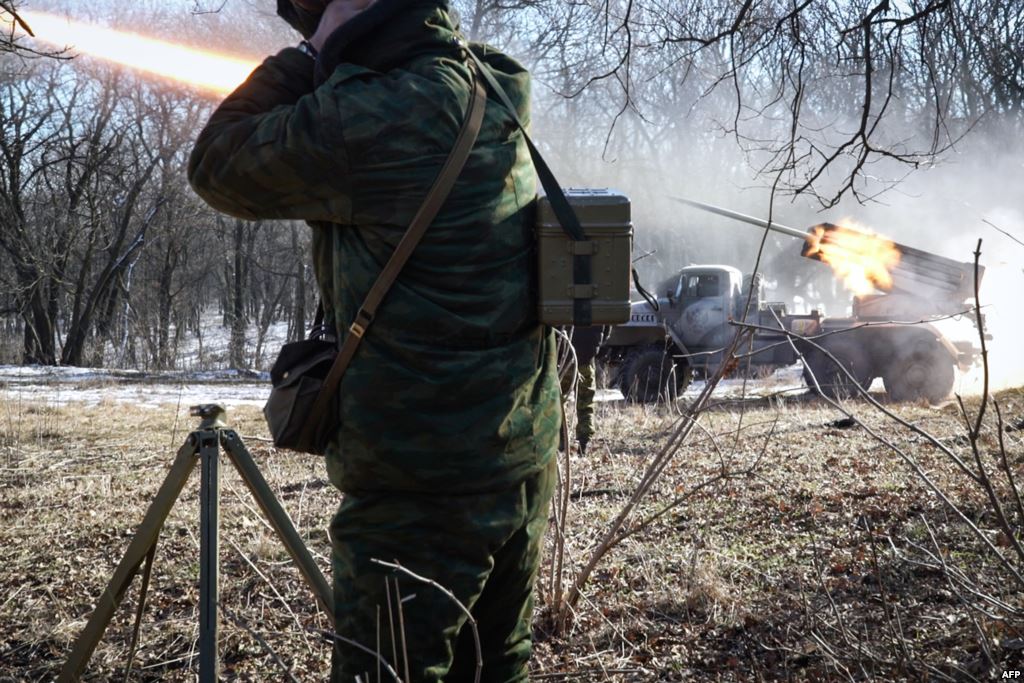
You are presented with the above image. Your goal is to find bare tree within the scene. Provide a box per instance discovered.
[465,0,1022,207]
[0,1,70,59]
[0,60,66,363]
[1,2,35,54]
[1,0,1018,372]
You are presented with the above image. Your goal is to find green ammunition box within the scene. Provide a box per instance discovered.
[536,189,633,326]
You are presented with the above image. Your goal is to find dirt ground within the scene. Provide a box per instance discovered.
[1,385,1022,681]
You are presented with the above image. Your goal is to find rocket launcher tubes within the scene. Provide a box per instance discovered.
[802,223,983,304]
[673,197,982,305]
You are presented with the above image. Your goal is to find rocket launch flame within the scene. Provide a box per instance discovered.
[3,10,260,95]
[804,222,902,296]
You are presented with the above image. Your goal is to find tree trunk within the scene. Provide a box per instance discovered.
[290,225,306,341]
[157,263,174,370]
[22,281,56,365]
[229,219,247,370]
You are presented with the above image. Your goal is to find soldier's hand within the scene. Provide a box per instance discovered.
[309,0,376,52]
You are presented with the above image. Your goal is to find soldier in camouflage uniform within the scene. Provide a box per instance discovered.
[559,326,603,454]
[188,0,561,680]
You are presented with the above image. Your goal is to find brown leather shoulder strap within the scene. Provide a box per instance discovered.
[300,67,488,446]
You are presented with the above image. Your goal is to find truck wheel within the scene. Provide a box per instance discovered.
[882,337,955,403]
[621,347,689,403]
[802,340,874,400]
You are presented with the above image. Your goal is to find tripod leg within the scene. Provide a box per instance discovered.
[121,542,157,682]
[220,430,335,627]
[198,429,221,683]
[58,433,201,683]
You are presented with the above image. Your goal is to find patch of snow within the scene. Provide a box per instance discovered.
[0,364,270,408]
[0,362,818,410]
[594,363,811,402]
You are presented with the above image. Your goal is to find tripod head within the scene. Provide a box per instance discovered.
[190,404,227,429]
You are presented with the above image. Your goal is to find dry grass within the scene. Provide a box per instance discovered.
[0,400,334,681]
[1,388,1022,681]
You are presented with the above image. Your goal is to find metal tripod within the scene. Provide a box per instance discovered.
[57,404,334,682]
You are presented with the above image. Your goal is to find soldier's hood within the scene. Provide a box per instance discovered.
[277,0,463,84]
[276,0,321,40]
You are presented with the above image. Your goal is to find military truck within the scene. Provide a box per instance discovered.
[600,201,985,403]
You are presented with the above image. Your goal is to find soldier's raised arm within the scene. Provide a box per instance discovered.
[187,0,373,223]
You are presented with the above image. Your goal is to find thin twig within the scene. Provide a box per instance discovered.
[226,536,313,654]
[762,318,1024,587]
[371,559,482,683]
[308,628,403,683]
[219,601,301,683]
[993,401,1024,528]
[385,576,400,679]
[393,576,411,683]
[983,218,1024,249]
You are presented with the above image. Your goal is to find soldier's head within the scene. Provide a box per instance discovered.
[277,0,320,38]
[278,0,381,39]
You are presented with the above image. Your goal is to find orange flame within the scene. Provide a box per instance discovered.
[804,222,902,296]
[4,10,260,95]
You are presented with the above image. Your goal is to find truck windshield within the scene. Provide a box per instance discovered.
[683,274,721,298]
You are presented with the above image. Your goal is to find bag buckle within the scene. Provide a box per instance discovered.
[349,309,374,339]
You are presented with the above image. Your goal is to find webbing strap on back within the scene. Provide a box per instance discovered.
[464,48,593,326]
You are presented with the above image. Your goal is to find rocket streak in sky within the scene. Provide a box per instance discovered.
[5,10,260,95]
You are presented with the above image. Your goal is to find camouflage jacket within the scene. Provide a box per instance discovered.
[188,0,560,494]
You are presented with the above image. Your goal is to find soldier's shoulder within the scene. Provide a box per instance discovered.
[468,43,530,85]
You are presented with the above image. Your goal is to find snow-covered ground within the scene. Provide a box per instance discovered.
[0,363,812,410]
[596,363,811,402]
[0,311,292,409]
[0,304,869,410]
[0,365,271,409]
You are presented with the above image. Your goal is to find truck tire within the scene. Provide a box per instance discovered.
[802,339,874,400]
[621,346,691,403]
[882,336,955,403]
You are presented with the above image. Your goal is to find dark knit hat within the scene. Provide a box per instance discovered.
[276,0,323,39]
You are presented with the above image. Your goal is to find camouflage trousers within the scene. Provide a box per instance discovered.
[560,360,596,446]
[329,457,556,682]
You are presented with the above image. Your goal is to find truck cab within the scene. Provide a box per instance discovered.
[601,263,793,400]
[665,265,747,351]
[600,265,755,400]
